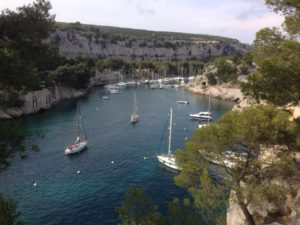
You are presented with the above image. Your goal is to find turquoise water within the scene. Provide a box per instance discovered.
[0,87,234,225]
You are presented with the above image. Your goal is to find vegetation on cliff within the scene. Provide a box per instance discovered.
[56,21,238,43]
[51,23,248,61]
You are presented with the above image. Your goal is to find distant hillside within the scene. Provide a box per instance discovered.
[48,22,250,61]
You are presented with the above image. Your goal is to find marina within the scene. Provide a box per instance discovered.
[0,87,234,225]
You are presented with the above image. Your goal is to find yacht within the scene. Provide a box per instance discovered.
[157,108,181,171]
[190,96,212,120]
[190,112,212,120]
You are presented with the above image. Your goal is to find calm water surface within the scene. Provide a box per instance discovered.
[0,87,234,225]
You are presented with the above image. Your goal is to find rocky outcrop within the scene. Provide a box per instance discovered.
[0,69,126,119]
[48,28,249,60]
[227,188,300,225]
[0,85,86,119]
[186,84,244,102]
[227,158,300,225]
[290,190,300,225]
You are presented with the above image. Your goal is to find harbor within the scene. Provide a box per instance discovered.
[0,87,233,225]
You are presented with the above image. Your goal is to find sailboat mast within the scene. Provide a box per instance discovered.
[208,95,211,112]
[168,108,173,155]
[134,92,137,113]
[78,115,81,138]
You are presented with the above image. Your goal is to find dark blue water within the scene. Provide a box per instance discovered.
[0,87,234,225]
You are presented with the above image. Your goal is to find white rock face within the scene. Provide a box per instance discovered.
[227,191,247,225]
[227,188,299,225]
[0,86,86,119]
[48,29,248,60]
[290,189,300,225]
[186,84,244,102]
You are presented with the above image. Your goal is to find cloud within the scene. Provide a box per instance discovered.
[136,2,155,15]
[0,0,284,43]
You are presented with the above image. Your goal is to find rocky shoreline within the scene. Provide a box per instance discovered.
[185,84,244,103]
[0,71,119,119]
[0,85,87,119]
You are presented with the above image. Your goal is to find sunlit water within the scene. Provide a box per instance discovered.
[0,87,234,225]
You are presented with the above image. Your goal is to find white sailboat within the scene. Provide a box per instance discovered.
[130,92,139,124]
[157,108,181,171]
[190,95,212,120]
[177,100,189,104]
[102,96,109,100]
[65,110,88,155]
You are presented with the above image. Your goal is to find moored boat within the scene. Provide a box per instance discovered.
[157,108,181,171]
[65,111,88,155]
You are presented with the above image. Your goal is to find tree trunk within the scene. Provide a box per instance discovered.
[236,192,256,225]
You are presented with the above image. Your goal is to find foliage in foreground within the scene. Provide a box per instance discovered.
[241,28,300,106]
[175,104,299,225]
[241,0,300,106]
[0,120,25,171]
[117,186,163,225]
[266,0,300,36]
[116,186,217,225]
[0,193,24,225]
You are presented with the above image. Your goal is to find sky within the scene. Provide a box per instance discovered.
[0,0,284,43]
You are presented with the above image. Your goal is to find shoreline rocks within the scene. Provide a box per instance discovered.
[185,84,244,103]
[0,85,87,119]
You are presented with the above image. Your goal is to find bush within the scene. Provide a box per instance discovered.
[206,73,217,85]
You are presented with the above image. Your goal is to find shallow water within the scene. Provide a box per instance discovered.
[0,87,234,225]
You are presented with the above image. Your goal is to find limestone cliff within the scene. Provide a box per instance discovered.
[47,26,249,60]
[186,84,244,102]
[0,85,86,119]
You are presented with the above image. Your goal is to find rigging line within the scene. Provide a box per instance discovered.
[158,114,170,153]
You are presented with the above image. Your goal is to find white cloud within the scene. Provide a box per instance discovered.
[0,0,284,43]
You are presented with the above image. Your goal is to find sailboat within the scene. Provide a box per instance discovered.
[130,92,139,123]
[177,100,189,104]
[177,90,189,104]
[189,95,213,120]
[156,108,181,171]
[65,109,88,155]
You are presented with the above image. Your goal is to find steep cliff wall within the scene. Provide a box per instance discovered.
[48,27,249,60]
[0,85,87,119]
[0,70,124,119]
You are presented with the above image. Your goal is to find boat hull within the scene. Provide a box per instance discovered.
[157,154,181,171]
[65,140,88,155]
[130,114,139,123]
[177,100,189,104]
[109,89,120,94]
[189,114,212,120]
